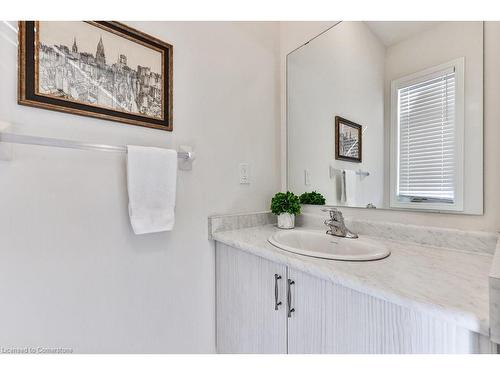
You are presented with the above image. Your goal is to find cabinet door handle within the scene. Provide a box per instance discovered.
[274,274,282,310]
[287,279,295,318]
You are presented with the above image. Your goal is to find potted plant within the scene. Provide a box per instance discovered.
[299,191,326,205]
[270,191,301,229]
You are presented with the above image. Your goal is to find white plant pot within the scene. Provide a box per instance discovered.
[277,213,295,229]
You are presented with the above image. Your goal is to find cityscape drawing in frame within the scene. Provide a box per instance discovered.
[335,116,362,162]
[18,21,173,131]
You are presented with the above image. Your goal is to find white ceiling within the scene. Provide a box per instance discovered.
[365,21,442,47]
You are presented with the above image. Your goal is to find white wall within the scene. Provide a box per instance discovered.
[383,21,483,213]
[0,21,281,353]
[281,21,500,232]
[287,22,385,207]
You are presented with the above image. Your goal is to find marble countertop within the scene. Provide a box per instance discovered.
[213,224,493,335]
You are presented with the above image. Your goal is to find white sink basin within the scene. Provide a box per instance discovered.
[268,229,390,261]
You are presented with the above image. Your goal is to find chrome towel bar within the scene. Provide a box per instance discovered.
[0,132,194,161]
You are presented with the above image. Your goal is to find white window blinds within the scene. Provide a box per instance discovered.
[397,67,456,203]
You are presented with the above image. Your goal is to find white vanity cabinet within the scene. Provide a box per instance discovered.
[216,243,493,354]
[216,243,287,353]
[286,268,485,353]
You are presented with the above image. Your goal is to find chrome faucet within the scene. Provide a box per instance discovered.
[322,208,358,239]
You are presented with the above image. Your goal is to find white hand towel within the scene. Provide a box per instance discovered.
[340,170,347,203]
[127,145,177,235]
[343,169,357,206]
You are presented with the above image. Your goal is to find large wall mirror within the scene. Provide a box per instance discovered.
[287,21,483,214]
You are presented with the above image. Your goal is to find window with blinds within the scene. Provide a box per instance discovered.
[391,59,464,210]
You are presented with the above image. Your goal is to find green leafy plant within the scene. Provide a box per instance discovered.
[270,191,301,216]
[299,191,326,205]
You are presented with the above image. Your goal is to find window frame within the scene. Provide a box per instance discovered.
[390,58,465,212]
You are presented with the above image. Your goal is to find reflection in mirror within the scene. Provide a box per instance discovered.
[287,21,483,214]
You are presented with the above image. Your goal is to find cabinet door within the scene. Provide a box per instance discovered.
[216,243,287,353]
[287,268,481,354]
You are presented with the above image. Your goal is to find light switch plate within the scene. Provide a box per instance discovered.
[239,163,250,184]
[304,169,311,186]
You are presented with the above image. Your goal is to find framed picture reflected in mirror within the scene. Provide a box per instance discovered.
[335,116,362,162]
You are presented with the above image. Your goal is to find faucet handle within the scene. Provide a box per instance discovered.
[321,207,338,214]
[321,207,343,221]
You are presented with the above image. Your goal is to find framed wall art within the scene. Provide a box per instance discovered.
[18,21,173,131]
[335,116,362,162]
